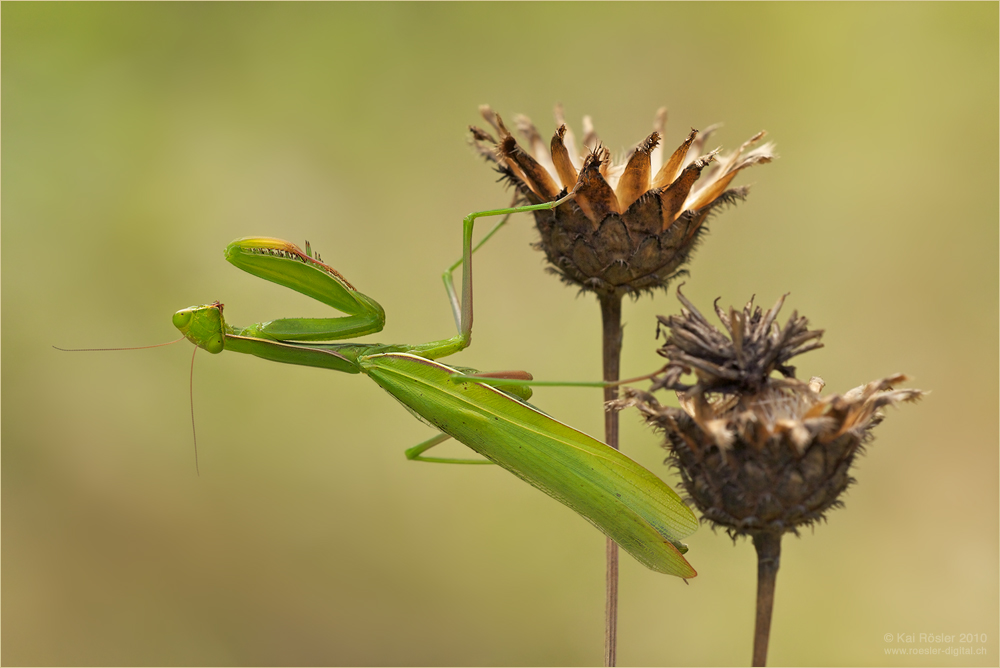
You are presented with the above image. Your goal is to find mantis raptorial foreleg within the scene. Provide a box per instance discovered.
[166,194,698,577]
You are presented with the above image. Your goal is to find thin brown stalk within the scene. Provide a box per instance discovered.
[752,532,782,667]
[599,292,624,667]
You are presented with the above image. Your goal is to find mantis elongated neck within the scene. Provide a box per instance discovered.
[401,334,468,361]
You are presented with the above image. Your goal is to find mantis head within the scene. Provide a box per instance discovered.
[172,301,226,354]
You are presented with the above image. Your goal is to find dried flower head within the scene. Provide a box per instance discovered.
[470,105,775,296]
[613,290,924,538]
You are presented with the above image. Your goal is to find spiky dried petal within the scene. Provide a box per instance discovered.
[659,154,714,230]
[616,132,659,212]
[574,150,620,223]
[685,122,722,168]
[717,130,766,177]
[514,114,557,179]
[649,107,668,175]
[499,135,561,201]
[550,125,579,189]
[553,104,580,169]
[686,148,773,212]
[469,125,500,163]
[582,114,599,153]
[652,128,698,190]
[479,104,503,136]
[686,133,773,211]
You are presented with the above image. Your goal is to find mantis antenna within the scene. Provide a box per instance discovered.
[54,336,201,475]
[189,346,199,477]
[52,337,186,352]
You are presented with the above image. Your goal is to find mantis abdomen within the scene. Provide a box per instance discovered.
[362,352,697,577]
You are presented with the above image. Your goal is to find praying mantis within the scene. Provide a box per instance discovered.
[167,195,698,578]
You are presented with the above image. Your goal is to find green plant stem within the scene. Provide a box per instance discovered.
[599,292,624,667]
[752,532,782,667]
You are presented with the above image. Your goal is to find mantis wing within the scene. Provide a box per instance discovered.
[361,352,698,578]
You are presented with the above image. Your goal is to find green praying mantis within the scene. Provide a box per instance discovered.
[86,195,699,577]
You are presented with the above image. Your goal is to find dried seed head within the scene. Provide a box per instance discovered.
[470,105,775,296]
[652,289,825,395]
[612,290,924,539]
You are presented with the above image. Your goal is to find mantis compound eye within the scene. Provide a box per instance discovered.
[172,310,192,329]
[205,335,224,355]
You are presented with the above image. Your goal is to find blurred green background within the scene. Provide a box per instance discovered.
[4,3,997,666]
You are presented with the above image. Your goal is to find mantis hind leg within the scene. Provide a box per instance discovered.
[404,433,494,465]
[447,368,666,390]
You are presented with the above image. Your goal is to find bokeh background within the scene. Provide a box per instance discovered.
[4,3,997,666]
